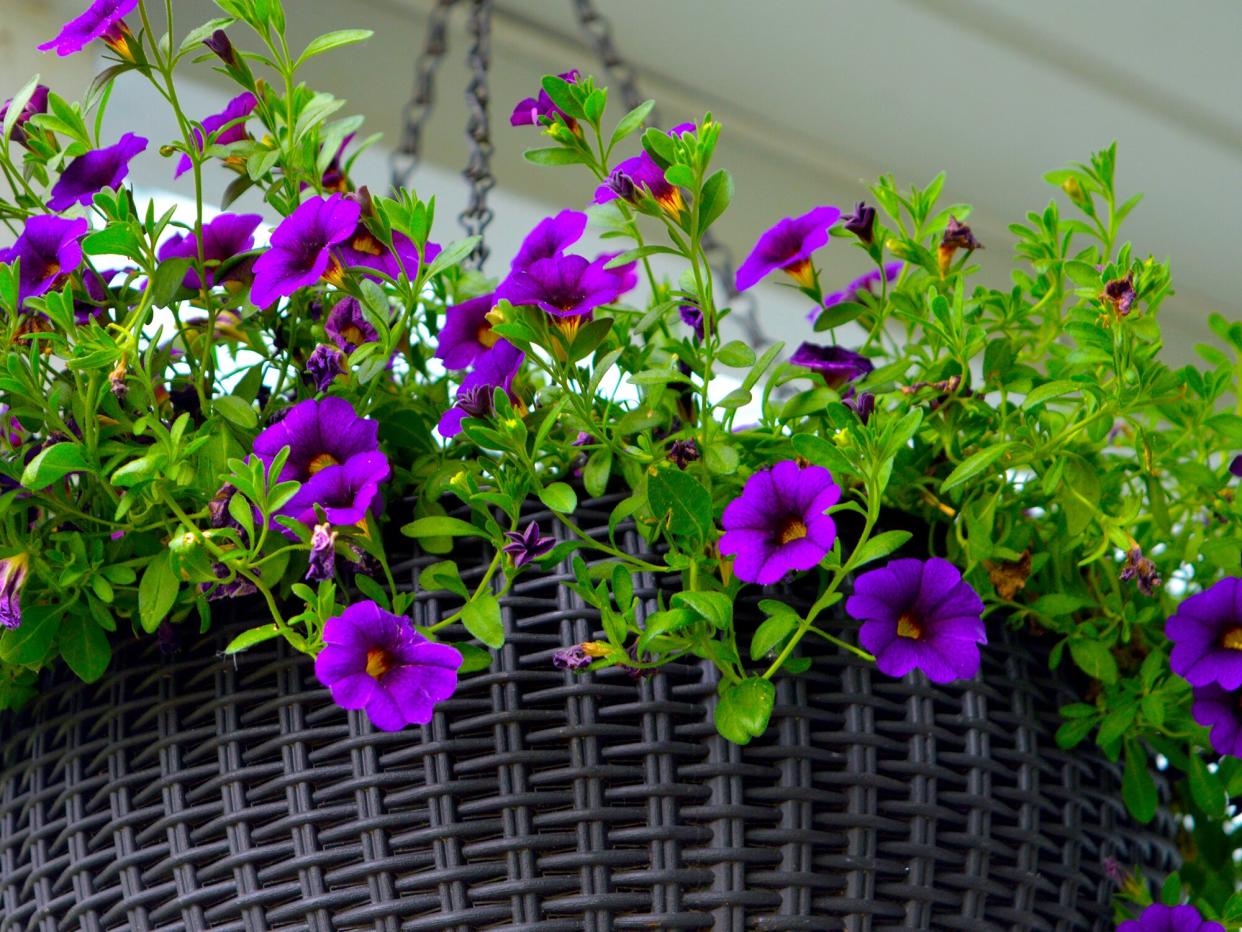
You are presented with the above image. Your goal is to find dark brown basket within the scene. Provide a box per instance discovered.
[0,495,1178,930]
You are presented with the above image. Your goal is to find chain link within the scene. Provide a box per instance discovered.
[458,0,495,269]
[389,0,458,194]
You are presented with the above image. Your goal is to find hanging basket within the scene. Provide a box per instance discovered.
[0,493,1178,930]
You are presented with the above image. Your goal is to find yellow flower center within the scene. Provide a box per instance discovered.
[476,323,499,348]
[778,518,808,545]
[1222,627,1242,651]
[365,648,391,681]
[341,324,365,348]
[351,232,385,256]
[896,612,923,640]
[782,258,815,288]
[308,452,338,475]
[656,188,685,216]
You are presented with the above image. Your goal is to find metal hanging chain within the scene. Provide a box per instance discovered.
[389,0,459,194]
[459,0,496,269]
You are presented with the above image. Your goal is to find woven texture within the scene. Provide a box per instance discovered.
[0,494,1178,930]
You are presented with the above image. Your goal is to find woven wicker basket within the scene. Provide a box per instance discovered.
[0,494,1178,930]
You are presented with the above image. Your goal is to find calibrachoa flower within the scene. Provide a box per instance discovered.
[788,343,874,389]
[842,201,876,244]
[0,215,88,308]
[250,194,360,307]
[435,293,500,369]
[0,554,30,630]
[679,303,705,341]
[847,558,987,684]
[498,253,637,317]
[175,92,257,178]
[843,390,875,425]
[938,216,982,275]
[39,0,137,57]
[334,211,440,282]
[734,205,841,292]
[719,460,841,585]
[1167,577,1242,688]
[48,133,147,211]
[510,70,579,127]
[437,340,524,439]
[1103,272,1137,317]
[158,213,262,289]
[306,344,345,392]
[1117,904,1225,932]
[814,261,903,321]
[73,268,123,325]
[507,210,587,273]
[0,85,49,147]
[314,600,463,731]
[594,122,695,215]
[325,296,380,353]
[502,521,555,567]
[1191,683,1242,758]
[306,523,338,582]
[553,644,592,671]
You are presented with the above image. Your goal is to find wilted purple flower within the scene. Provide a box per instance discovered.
[1117,903,1224,932]
[203,29,237,66]
[679,303,704,341]
[201,563,257,601]
[48,133,147,211]
[306,523,338,582]
[788,343,873,389]
[1167,577,1242,688]
[1,85,50,147]
[938,216,982,274]
[1191,683,1242,759]
[510,70,580,128]
[207,482,245,538]
[306,343,345,392]
[324,296,380,353]
[438,341,525,439]
[0,554,30,629]
[843,390,875,425]
[39,0,137,57]
[842,201,876,245]
[594,122,695,215]
[175,92,256,178]
[503,521,555,568]
[435,293,499,369]
[250,194,360,306]
[508,210,587,273]
[847,558,987,684]
[719,460,840,585]
[1120,547,1161,596]
[1231,455,1242,478]
[815,261,904,321]
[735,206,841,292]
[1103,273,1137,317]
[314,600,463,730]
[553,644,592,671]
[158,213,262,289]
[0,215,88,308]
[668,438,699,469]
[457,384,496,421]
[498,253,637,317]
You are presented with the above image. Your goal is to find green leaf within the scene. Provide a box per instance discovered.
[1187,753,1226,820]
[814,300,867,331]
[750,612,796,660]
[540,75,585,120]
[539,482,577,514]
[671,590,732,630]
[138,552,180,634]
[583,448,612,498]
[151,258,193,306]
[703,442,738,475]
[454,642,493,673]
[1064,259,1101,287]
[1022,379,1082,410]
[21,442,90,489]
[1121,739,1157,824]
[0,603,61,664]
[224,624,281,654]
[522,146,586,166]
[940,442,1014,494]
[425,237,480,278]
[697,169,733,233]
[604,245,680,267]
[647,468,712,546]
[607,99,654,150]
[850,530,912,570]
[401,516,484,539]
[1068,638,1118,684]
[716,340,755,368]
[59,613,111,683]
[213,394,258,429]
[717,388,752,409]
[419,561,468,598]
[2,75,40,143]
[461,593,504,649]
[715,677,776,745]
[296,28,373,66]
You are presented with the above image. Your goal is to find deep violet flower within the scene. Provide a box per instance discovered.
[250,195,360,307]
[334,215,440,283]
[679,303,704,341]
[1,85,49,146]
[325,296,380,353]
[0,215,88,308]
[843,390,875,425]
[842,201,876,245]
[1167,577,1242,688]
[306,343,345,392]
[437,340,525,439]
[594,122,695,214]
[788,343,874,389]
[39,0,137,57]
[73,268,123,325]
[175,92,257,178]
[201,562,257,602]
[847,557,987,684]
[668,438,700,469]
[203,29,238,66]
[498,253,637,318]
[814,261,904,321]
[938,216,982,274]
[510,70,580,127]
[1117,904,1224,932]
[1191,683,1242,759]
[435,292,499,369]
[508,210,587,273]
[734,206,841,292]
[553,644,592,671]
[719,460,841,585]
[314,600,463,731]
[48,133,147,211]
[158,213,262,289]
[502,521,555,568]
[306,523,338,582]
[1103,272,1137,317]
[320,133,354,192]
[0,554,30,630]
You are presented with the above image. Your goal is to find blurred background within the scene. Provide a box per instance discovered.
[5,0,1240,362]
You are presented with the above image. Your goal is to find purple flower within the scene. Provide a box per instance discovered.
[1103,273,1137,317]
[679,303,704,341]
[1,85,49,147]
[1120,546,1162,596]
[510,70,580,128]
[0,405,23,446]
[435,292,499,369]
[334,212,440,283]
[843,390,875,425]
[498,253,636,318]
[39,0,137,56]
[0,215,88,308]
[816,262,903,321]
[0,554,30,630]
[508,210,587,272]
[553,644,592,671]
[250,195,360,307]
[1231,454,1242,478]
[594,122,695,215]
[719,460,840,585]
[1117,904,1224,932]
[201,563,257,601]
[325,296,380,353]
[306,523,338,582]
[668,438,700,469]
[842,201,876,245]
[788,343,873,389]
[437,341,525,439]
[278,451,390,530]
[314,600,463,731]
[306,343,345,392]
[203,29,237,66]
[73,267,123,325]
[176,92,257,178]
[938,216,982,275]
[1191,683,1242,758]
[735,206,841,292]
[503,521,555,567]
[847,558,987,684]
[48,133,147,211]
[158,213,262,289]
[1167,577,1242,688]
[320,134,354,192]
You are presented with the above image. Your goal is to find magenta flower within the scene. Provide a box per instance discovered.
[594,122,695,215]
[334,212,440,282]
[158,213,262,289]
[48,133,147,211]
[0,85,49,146]
[314,600,462,731]
[788,343,874,389]
[847,558,987,684]
[325,296,380,353]
[435,293,500,369]
[0,215,88,308]
[250,194,360,307]
[1118,904,1224,932]
[510,70,579,127]
[1191,684,1242,759]
[176,92,257,178]
[502,521,555,567]
[0,554,30,630]
[816,262,904,320]
[1167,577,1242,688]
[508,210,587,273]
[498,253,636,317]
[719,460,840,585]
[73,267,123,324]
[735,206,840,292]
[306,343,345,392]
[437,340,524,439]
[39,0,137,56]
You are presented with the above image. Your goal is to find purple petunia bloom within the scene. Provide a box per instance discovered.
[847,558,987,684]
[48,133,147,212]
[510,70,580,127]
[1191,683,1242,759]
[502,521,555,567]
[435,292,499,369]
[325,296,380,353]
[679,303,704,341]
[719,460,841,585]
[250,194,360,307]
[158,213,262,290]
[553,644,592,671]
[498,253,637,318]
[1167,577,1242,688]
[306,343,345,392]
[39,0,137,56]
[0,554,30,630]
[437,340,525,439]
[1,85,50,147]
[306,523,338,582]
[334,213,440,283]
[176,92,257,178]
[73,267,123,325]
[314,600,463,731]
[594,122,695,215]
[735,205,841,292]
[842,201,876,245]
[1117,903,1225,932]
[0,215,88,308]
[788,343,874,389]
[815,261,904,321]
[508,210,587,272]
